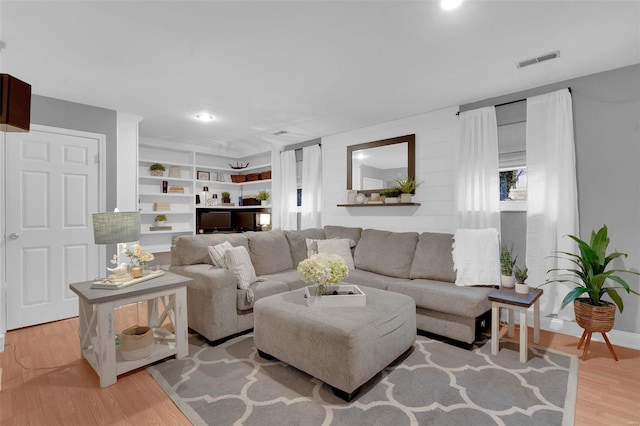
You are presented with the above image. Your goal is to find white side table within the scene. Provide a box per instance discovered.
[489,288,543,363]
[69,271,192,387]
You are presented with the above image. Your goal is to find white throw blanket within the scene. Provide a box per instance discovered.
[452,228,500,287]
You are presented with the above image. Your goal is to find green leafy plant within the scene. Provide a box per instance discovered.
[514,265,528,284]
[257,190,271,201]
[395,176,420,194]
[500,245,517,276]
[221,191,231,199]
[149,163,166,171]
[380,187,402,198]
[154,214,167,222]
[544,225,640,313]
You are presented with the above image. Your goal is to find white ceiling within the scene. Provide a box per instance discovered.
[1,1,638,157]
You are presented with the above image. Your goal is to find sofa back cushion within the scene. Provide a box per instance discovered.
[171,233,249,266]
[409,232,456,282]
[246,230,294,275]
[284,228,326,266]
[324,225,363,246]
[353,229,418,278]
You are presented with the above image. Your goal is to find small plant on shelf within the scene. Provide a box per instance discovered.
[221,191,231,204]
[149,163,166,176]
[513,265,528,284]
[154,214,167,223]
[257,190,271,201]
[380,187,402,198]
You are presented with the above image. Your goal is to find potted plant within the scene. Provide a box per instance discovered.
[154,214,167,227]
[500,245,517,288]
[394,176,420,203]
[221,191,231,204]
[381,187,401,204]
[544,225,640,350]
[149,163,166,177]
[513,265,529,294]
[257,189,271,206]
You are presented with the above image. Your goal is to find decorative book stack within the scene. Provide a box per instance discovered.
[153,203,171,211]
[169,185,184,193]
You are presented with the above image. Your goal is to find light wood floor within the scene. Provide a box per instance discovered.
[1,304,639,425]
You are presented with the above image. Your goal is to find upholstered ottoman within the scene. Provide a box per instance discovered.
[254,286,416,401]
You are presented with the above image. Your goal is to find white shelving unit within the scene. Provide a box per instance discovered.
[138,143,272,253]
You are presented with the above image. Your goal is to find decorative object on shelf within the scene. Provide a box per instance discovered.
[221,191,231,204]
[130,265,143,278]
[169,166,181,178]
[260,170,272,180]
[169,185,184,193]
[355,193,366,204]
[230,174,246,183]
[153,202,171,211]
[347,190,357,203]
[500,245,517,288]
[381,187,401,204]
[150,225,172,231]
[395,176,421,203]
[229,162,249,169]
[297,253,349,296]
[207,193,218,206]
[514,265,529,294]
[195,194,200,205]
[215,172,225,182]
[154,214,167,227]
[246,172,260,181]
[197,170,210,180]
[149,163,166,177]
[370,192,381,202]
[162,180,168,193]
[120,325,154,361]
[257,189,271,206]
[543,224,640,360]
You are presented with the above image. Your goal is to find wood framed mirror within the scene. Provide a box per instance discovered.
[347,134,415,194]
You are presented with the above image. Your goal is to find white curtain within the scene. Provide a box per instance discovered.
[301,144,323,229]
[455,106,501,230]
[526,88,579,320]
[279,150,298,230]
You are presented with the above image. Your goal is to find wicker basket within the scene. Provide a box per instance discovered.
[574,299,615,332]
[120,325,154,360]
[230,174,246,183]
[260,170,272,180]
[246,173,260,181]
[150,170,164,177]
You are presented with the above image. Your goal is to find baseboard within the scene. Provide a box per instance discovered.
[502,310,640,350]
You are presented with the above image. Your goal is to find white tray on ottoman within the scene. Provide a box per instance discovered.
[254,286,416,401]
[304,284,366,307]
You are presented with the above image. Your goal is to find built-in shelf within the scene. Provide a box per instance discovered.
[337,203,421,207]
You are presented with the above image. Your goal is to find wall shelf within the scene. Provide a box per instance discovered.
[336,203,421,207]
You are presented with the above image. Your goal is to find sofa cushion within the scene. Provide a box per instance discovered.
[389,279,494,318]
[354,229,418,279]
[224,246,257,289]
[324,225,363,246]
[307,238,356,269]
[246,230,294,275]
[237,280,290,311]
[410,232,456,282]
[262,269,308,291]
[284,228,325,267]
[345,269,409,291]
[171,233,249,266]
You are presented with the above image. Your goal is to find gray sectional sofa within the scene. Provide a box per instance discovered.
[169,226,496,345]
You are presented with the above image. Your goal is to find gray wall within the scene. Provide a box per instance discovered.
[463,64,640,334]
[30,95,118,211]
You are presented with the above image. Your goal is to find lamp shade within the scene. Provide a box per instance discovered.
[258,213,271,226]
[92,211,141,244]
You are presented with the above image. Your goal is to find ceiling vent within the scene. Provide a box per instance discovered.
[516,50,560,69]
[272,130,288,136]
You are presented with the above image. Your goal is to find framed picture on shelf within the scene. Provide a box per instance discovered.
[197,171,210,180]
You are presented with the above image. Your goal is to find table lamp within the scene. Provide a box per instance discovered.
[92,211,141,279]
[258,213,271,231]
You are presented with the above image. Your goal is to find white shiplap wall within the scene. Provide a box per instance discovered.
[322,106,459,233]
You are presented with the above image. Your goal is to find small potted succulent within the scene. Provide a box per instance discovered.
[149,163,166,177]
[221,191,231,204]
[257,189,271,206]
[395,176,420,203]
[154,214,167,227]
[381,187,402,204]
[513,265,529,294]
[500,245,517,288]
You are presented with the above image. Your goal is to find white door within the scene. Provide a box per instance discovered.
[5,126,104,329]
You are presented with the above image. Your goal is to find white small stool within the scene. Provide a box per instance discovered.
[489,288,543,363]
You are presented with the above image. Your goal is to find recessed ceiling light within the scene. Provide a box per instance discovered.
[441,0,463,11]
[195,113,215,122]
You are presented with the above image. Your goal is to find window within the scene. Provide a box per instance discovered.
[497,100,527,211]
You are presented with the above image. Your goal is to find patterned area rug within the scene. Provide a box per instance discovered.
[148,333,577,426]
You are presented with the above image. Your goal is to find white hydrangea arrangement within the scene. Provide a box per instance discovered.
[297,253,349,295]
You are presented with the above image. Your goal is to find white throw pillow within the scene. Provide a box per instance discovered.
[452,228,500,287]
[317,238,355,270]
[207,241,233,267]
[224,246,257,289]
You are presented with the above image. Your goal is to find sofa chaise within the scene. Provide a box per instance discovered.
[169,226,496,345]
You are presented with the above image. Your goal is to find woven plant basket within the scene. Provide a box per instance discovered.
[574,298,615,332]
[150,170,164,177]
